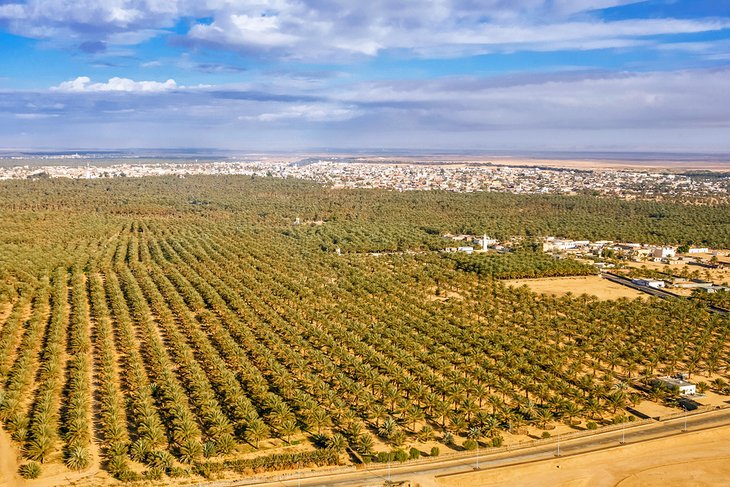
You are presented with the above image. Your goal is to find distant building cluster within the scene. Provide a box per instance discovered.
[281,161,729,202]
[541,236,730,292]
[541,237,719,264]
[0,157,728,202]
[441,233,511,254]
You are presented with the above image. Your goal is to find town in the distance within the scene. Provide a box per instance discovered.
[2,154,729,203]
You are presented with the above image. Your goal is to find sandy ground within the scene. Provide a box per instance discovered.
[503,276,645,300]
[334,153,730,172]
[630,401,678,419]
[481,157,730,172]
[0,427,20,487]
[620,254,730,286]
[341,155,730,173]
[436,424,730,487]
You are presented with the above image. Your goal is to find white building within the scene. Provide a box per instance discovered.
[457,246,474,254]
[543,238,578,252]
[654,376,697,395]
[652,247,676,259]
[705,286,730,293]
[632,278,665,288]
[688,248,709,254]
[477,234,498,249]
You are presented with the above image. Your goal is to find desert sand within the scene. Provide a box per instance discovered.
[0,427,19,487]
[503,276,645,300]
[437,424,730,487]
[345,154,730,172]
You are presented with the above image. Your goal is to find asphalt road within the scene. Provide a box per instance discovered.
[223,407,730,487]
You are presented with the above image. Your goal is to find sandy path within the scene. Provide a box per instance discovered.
[0,427,20,487]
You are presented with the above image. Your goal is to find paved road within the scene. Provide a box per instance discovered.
[225,408,730,487]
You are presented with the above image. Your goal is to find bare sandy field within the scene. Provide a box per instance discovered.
[437,424,730,487]
[621,257,730,287]
[0,427,20,487]
[503,276,645,300]
[480,157,730,172]
[345,154,730,172]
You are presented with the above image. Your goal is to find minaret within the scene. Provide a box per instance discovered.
[483,233,488,251]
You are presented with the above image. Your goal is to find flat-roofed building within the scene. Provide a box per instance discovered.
[653,376,697,395]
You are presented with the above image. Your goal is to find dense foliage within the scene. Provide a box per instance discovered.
[693,290,730,311]
[446,250,596,279]
[0,175,728,481]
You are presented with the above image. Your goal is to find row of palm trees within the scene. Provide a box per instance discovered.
[148,225,632,442]
[24,268,69,464]
[87,269,134,480]
[60,266,93,470]
[1,212,729,481]
[0,277,49,446]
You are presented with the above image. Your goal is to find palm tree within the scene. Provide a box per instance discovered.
[563,402,582,425]
[417,425,435,442]
[584,397,603,420]
[487,395,504,415]
[245,418,269,449]
[305,408,331,435]
[536,407,553,430]
[354,433,374,455]
[461,398,478,423]
[434,401,451,429]
[518,400,537,423]
[605,391,627,414]
[482,414,499,438]
[448,412,467,435]
[326,433,347,453]
[378,417,397,440]
[405,405,425,432]
[279,418,298,444]
[371,404,388,428]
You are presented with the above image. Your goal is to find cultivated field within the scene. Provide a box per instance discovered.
[503,276,645,300]
[0,176,729,484]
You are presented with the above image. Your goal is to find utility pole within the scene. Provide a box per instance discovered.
[556,433,561,457]
[476,440,480,469]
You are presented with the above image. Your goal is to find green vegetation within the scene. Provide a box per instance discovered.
[447,249,595,279]
[18,461,41,479]
[693,290,730,310]
[0,176,728,481]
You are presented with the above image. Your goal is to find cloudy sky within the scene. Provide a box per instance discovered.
[1,0,729,152]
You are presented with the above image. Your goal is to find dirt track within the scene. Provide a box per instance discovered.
[0,427,20,487]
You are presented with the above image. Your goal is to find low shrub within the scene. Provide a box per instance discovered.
[19,462,41,479]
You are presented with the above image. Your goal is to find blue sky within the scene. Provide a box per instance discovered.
[0,0,729,151]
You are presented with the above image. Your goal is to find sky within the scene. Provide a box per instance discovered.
[0,0,729,152]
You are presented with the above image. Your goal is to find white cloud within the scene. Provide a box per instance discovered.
[0,0,727,60]
[330,68,730,131]
[51,76,178,93]
[241,103,357,122]
[4,67,730,151]
[14,113,60,119]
